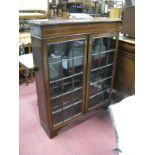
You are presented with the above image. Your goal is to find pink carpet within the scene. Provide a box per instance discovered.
[19,82,117,155]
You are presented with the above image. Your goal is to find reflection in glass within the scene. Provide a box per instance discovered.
[89,95,99,108]
[50,81,62,98]
[48,60,62,81]
[104,89,111,100]
[74,74,83,89]
[73,40,84,58]
[95,93,104,104]
[52,97,62,109]
[90,70,98,83]
[105,65,113,78]
[91,54,100,69]
[92,38,106,54]
[62,60,73,77]
[63,102,73,121]
[88,36,116,109]
[72,102,81,116]
[48,39,84,125]
[63,101,82,121]
[89,84,98,97]
[107,51,115,64]
[52,109,63,125]
[97,81,104,94]
[103,78,112,90]
[103,37,115,50]
[62,77,73,94]
[48,40,84,81]
[98,68,105,80]
[88,90,110,109]
[74,57,83,74]
[73,89,82,102]
[99,52,107,67]
[63,92,72,105]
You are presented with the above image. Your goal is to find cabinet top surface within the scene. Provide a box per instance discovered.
[29,17,121,26]
[119,34,135,45]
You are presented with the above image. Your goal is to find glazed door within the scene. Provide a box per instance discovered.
[86,33,119,111]
[44,35,87,127]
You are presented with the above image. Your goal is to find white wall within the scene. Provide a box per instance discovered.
[19,0,48,11]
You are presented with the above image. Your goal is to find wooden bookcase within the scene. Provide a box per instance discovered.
[29,18,121,138]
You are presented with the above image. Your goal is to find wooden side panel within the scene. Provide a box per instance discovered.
[31,37,50,133]
[30,26,42,38]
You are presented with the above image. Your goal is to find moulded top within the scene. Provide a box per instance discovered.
[28,17,121,27]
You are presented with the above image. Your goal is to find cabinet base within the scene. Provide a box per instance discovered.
[40,100,112,138]
[50,130,58,138]
[40,120,59,138]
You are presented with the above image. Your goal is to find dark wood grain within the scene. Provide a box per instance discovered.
[114,39,135,94]
[30,18,121,138]
[32,37,51,131]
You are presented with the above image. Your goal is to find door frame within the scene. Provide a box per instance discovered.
[42,34,88,129]
[85,32,119,113]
